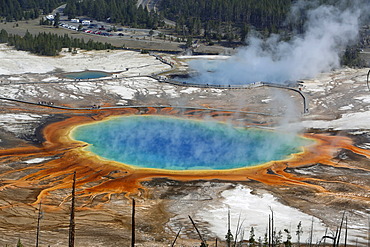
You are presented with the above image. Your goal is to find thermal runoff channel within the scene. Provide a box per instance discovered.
[72,116,311,170]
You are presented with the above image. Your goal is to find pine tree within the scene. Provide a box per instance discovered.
[185,36,193,48]
[0,29,115,56]
[296,221,303,247]
[0,29,8,43]
[283,229,292,247]
[249,227,256,246]
[54,12,60,27]
[16,239,24,247]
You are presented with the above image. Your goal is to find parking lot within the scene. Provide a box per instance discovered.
[58,17,158,39]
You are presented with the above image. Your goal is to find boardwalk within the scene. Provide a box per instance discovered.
[0,96,278,116]
[152,76,309,114]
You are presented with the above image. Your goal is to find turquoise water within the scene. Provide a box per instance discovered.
[63,71,111,79]
[72,116,311,170]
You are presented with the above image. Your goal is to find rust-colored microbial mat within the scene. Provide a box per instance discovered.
[0,106,369,210]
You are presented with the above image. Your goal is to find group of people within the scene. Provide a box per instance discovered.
[91,104,101,109]
[38,101,54,106]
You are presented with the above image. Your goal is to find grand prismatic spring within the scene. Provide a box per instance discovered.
[1,106,368,198]
[72,115,312,170]
[0,0,369,243]
[0,102,370,246]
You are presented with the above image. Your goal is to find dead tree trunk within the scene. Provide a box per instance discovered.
[226,209,232,247]
[336,212,346,246]
[188,215,207,246]
[268,215,271,247]
[269,207,274,247]
[171,227,182,247]
[368,218,370,247]
[131,199,135,247]
[344,216,348,247]
[35,201,42,247]
[68,171,76,247]
[323,228,328,246]
[309,217,314,247]
[233,214,241,247]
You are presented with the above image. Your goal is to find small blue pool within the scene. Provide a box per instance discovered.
[63,71,111,79]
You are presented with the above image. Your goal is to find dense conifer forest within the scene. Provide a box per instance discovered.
[160,0,293,34]
[157,0,303,43]
[0,29,115,56]
[0,0,64,21]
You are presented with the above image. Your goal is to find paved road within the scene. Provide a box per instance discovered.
[147,0,161,12]
[138,0,160,12]
[52,4,66,16]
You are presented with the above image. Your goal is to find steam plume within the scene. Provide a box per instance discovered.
[187,0,368,85]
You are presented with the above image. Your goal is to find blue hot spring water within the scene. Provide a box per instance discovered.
[63,71,111,79]
[72,116,311,170]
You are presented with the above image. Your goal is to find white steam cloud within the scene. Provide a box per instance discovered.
[187,0,368,85]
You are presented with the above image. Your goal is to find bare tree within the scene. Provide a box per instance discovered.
[367,217,370,246]
[171,226,182,247]
[296,221,303,247]
[233,213,244,246]
[226,208,233,247]
[309,217,314,247]
[336,212,346,246]
[35,201,42,247]
[344,216,348,247]
[323,228,328,246]
[188,215,208,247]
[131,199,135,247]
[269,215,272,247]
[269,207,274,247]
[68,171,76,247]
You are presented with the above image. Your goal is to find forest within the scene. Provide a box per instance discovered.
[0,0,296,40]
[0,0,359,43]
[159,0,293,37]
[157,0,361,44]
[0,0,64,21]
[63,0,164,29]
[0,29,115,56]
[0,0,162,29]
[157,0,306,43]
[0,0,365,66]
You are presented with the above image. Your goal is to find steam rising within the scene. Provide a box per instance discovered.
[187,0,368,85]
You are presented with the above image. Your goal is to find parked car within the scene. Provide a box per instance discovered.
[82,20,91,25]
